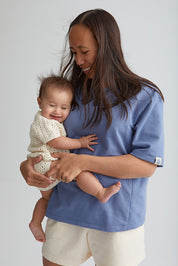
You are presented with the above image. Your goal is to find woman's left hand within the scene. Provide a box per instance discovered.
[46,152,84,183]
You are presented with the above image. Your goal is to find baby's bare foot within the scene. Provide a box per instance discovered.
[29,222,46,242]
[99,182,121,203]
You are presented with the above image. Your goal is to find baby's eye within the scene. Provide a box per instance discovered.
[49,104,55,107]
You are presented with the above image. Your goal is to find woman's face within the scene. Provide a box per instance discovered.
[69,24,98,78]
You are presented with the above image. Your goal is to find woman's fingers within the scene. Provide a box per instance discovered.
[45,159,61,179]
[28,172,52,187]
[30,155,42,164]
[20,157,52,188]
[46,153,82,182]
[50,152,63,158]
[25,171,53,187]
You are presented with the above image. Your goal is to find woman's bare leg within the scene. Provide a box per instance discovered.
[43,256,62,266]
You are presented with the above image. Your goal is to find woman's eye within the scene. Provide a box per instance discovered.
[71,50,76,55]
[71,50,88,55]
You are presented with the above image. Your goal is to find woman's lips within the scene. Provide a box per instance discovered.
[82,67,91,74]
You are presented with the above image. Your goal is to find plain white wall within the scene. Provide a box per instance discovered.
[0,0,177,265]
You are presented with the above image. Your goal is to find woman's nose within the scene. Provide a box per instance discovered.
[75,54,84,66]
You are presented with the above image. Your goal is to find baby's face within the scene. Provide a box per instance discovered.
[37,86,73,123]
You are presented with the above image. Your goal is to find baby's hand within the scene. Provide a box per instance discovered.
[79,134,98,152]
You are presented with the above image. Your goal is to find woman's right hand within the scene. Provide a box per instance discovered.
[20,156,53,188]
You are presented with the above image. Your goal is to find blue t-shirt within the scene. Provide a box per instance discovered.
[46,86,164,232]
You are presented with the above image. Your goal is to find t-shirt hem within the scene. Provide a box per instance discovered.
[46,214,144,232]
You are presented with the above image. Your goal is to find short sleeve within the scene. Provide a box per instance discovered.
[30,113,63,144]
[130,89,164,166]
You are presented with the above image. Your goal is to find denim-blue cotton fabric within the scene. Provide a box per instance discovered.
[46,86,164,232]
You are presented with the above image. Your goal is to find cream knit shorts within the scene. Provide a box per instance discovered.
[42,219,145,266]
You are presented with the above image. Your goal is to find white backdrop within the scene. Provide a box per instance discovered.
[0,0,177,265]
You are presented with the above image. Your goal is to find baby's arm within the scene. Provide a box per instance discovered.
[47,134,98,152]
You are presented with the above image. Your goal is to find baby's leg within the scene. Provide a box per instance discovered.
[29,189,53,242]
[76,171,121,203]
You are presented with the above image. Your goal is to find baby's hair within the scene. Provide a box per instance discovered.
[38,74,74,99]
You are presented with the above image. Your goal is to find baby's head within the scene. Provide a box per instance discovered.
[37,75,74,123]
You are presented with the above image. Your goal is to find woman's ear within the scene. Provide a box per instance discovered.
[37,97,41,109]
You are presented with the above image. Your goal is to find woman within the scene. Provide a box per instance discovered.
[20,9,164,266]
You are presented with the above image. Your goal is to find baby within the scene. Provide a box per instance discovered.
[28,75,121,242]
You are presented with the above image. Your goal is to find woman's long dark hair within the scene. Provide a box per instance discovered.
[61,9,164,128]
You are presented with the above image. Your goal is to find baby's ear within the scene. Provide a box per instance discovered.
[37,97,41,109]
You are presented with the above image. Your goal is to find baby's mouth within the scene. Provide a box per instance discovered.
[50,115,61,121]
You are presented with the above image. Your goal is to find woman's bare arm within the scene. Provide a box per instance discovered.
[83,154,156,179]
[46,153,157,183]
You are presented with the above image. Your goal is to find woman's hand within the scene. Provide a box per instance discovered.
[46,153,84,183]
[20,156,53,188]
